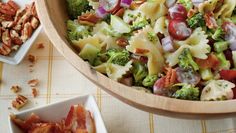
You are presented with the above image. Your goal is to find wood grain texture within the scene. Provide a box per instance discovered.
[35,0,236,119]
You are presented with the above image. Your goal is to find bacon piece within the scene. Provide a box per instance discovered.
[195,53,220,69]
[204,12,218,29]
[7,0,20,11]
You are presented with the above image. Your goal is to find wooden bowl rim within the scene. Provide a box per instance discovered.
[36,0,236,116]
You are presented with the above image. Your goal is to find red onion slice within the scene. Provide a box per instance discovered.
[120,0,133,8]
[96,6,108,18]
[161,36,174,52]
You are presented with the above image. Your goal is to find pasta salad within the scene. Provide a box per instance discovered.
[66,0,236,101]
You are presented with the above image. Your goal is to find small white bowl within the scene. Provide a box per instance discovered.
[1,0,42,65]
[8,95,107,133]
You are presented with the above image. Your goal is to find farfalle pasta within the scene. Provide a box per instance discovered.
[66,0,236,101]
[139,0,167,23]
[127,26,164,75]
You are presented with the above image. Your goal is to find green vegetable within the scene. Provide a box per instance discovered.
[107,49,130,66]
[212,28,224,41]
[200,68,213,81]
[187,13,205,29]
[79,44,100,64]
[215,52,231,70]
[111,15,131,34]
[178,48,199,71]
[178,0,193,10]
[132,61,148,85]
[142,75,158,87]
[231,16,236,24]
[67,0,92,19]
[232,51,236,68]
[93,52,109,66]
[172,84,200,100]
[147,32,158,43]
[131,15,149,31]
[213,41,229,53]
[67,20,91,40]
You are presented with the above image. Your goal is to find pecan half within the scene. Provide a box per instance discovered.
[164,67,177,88]
[11,85,21,93]
[0,44,11,55]
[28,54,36,63]
[28,79,39,87]
[134,48,149,54]
[30,17,39,29]
[12,95,28,110]
[116,37,129,47]
[32,88,38,98]
[2,29,11,46]
[79,13,100,26]
[21,22,33,42]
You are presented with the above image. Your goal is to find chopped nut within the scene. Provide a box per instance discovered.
[28,54,36,63]
[37,43,44,49]
[0,44,11,55]
[79,13,100,26]
[11,85,21,93]
[28,79,39,87]
[12,95,28,110]
[21,22,33,42]
[32,88,38,98]
[116,37,129,47]
[134,48,150,54]
[30,17,39,29]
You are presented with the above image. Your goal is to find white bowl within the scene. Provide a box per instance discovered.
[8,95,107,133]
[0,0,42,65]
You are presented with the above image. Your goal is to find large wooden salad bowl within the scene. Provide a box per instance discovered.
[36,0,236,119]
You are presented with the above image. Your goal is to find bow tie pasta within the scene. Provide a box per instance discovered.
[126,26,164,75]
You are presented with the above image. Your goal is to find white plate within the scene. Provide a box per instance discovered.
[8,95,107,133]
[1,0,42,65]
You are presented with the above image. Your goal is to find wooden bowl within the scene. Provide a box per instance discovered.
[36,0,236,119]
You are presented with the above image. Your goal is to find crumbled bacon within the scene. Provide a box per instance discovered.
[204,12,218,29]
[12,95,28,110]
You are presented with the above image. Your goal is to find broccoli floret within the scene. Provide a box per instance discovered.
[67,20,91,40]
[131,14,149,31]
[187,13,205,29]
[67,0,92,19]
[215,52,231,70]
[178,48,199,71]
[212,28,224,41]
[92,52,109,66]
[132,61,148,85]
[142,75,158,87]
[147,32,158,43]
[178,0,193,10]
[213,41,229,53]
[107,49,130,66]
[172,84,200,100]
